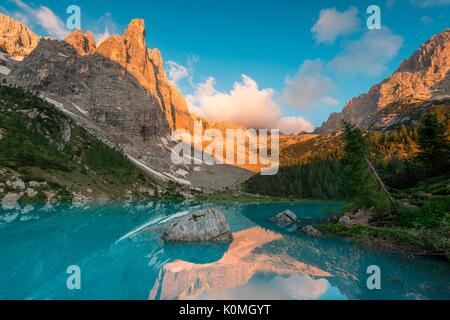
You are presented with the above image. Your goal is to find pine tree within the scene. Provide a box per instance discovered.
[342,122,390,212]
[417,113,450,175]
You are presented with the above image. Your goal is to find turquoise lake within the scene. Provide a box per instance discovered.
[0,201,449,300]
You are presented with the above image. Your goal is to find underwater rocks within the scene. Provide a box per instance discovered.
[162,208,233,242]
[302,225,322,237]
[270,209,299,224]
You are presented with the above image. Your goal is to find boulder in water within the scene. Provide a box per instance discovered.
[270,209,298,225]
[162,208,233,242]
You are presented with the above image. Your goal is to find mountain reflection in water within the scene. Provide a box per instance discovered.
[149,226,344,300]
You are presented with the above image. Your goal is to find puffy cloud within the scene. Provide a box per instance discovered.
[311,7,360,45]
[187,75,313,134]
[410,0,450,7]
[276,116,314,134]
[328,29,403,76]
[283,60,338,111]
[166,60,190,84]
[12,0,69,39]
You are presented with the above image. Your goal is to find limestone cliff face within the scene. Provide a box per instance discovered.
[318,29,450,133]
[64,29,96,56]
[0,12,39,57]
[7,38,171,144]
[97,19,193,131]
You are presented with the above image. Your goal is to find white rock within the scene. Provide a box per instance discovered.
[6,179,26,190]
[26,188,38,198]
[29,181,41,188]
[2,192,22,209]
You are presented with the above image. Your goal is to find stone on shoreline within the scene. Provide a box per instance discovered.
[2,192,22,209]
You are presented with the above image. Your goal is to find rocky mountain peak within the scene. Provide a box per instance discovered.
[0,12,40,57]
[64,29,96,56]
[96,18,192,131]
[398,28,449,74]
[317,28,450,133]
[125,18,146,40]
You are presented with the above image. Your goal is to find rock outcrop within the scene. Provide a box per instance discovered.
[64,29,96,56]
[338,208,373,227]
[97,19,193,131]
[317,29,450,133]
[162,208,233,242]
[0,12,39,57]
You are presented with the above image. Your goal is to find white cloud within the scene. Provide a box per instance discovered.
[283,60,338,111]
[166,60,190,84]
[91,13,118,45]
[311,7,360,45]
[421,16,434,25]
[12,0,69,39]
[328,29,403,76]
[410,0,450,7]
[187,75,313,134]
[276,116,314,134]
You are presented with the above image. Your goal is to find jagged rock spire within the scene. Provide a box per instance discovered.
[64,29,97,56]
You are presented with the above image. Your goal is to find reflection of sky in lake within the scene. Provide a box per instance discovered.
[192,274,346,300]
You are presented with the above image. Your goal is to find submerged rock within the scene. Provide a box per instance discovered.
[270,209,298,225]
[302,225,322,237]
[162,208,233,242]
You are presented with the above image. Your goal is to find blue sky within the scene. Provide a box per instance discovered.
[1,0,449,132]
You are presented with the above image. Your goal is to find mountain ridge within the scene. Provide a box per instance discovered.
[317,28,450,133]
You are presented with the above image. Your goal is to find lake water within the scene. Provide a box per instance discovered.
[0,201,449,300]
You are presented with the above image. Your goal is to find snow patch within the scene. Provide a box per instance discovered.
[71,102,88,115]
[126,155,168,181]
[163,172,191,186]
[0,66,10,75]
[176,169,189,177]
[41,96,78,118]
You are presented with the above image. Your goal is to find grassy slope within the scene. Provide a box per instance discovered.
[0,85,182,201]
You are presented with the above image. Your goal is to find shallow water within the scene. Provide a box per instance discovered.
[0,201,449,300]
